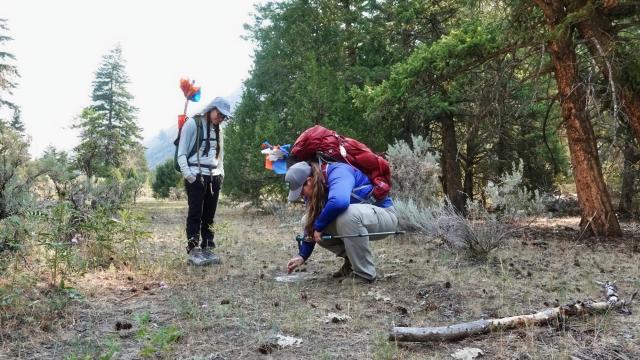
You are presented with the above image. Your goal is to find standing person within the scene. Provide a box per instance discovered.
[176,97,231,265]
[285,161,398,284]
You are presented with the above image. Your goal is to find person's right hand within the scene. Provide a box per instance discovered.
[186,175,196,184]
[287,255,304,273]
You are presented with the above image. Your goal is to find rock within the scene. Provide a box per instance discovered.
[276,334,302,348]
[451,347,484,360]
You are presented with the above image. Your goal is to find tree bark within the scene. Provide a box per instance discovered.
[441,112,465,214]
[462,126,480,206]
[534,0,621,236]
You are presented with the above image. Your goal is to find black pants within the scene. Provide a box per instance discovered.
[185,174,221,249]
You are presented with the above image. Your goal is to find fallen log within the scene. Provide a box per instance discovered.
[390,281,636,342]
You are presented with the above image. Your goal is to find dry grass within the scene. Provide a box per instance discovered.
[1,199,639,359]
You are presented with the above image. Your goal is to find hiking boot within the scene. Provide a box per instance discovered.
[187,248,208,266]
[201,248,221,265]
[332,258,353,278]
[339,274,376,286]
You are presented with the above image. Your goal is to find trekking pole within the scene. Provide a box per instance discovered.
[295,231,405,250]
[320,231,405,240]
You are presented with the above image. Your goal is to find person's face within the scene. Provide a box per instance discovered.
[209,109,227,125]
[301,177,313,199]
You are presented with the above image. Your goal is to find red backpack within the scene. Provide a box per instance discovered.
[290,125,391,201]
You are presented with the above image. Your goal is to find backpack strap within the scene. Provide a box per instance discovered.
[320,161,375,205]
[187,117,203,173]
[186,117,219,170]
[351,185,376,204]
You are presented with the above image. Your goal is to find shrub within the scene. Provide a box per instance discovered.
[152,159,182,199]
[395,198,508,261]
[0,128,34,220]
[386,135,441,206]
[36,202,80,287]
[481,159,549,219]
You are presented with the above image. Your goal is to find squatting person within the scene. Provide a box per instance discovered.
[285,161,398,284]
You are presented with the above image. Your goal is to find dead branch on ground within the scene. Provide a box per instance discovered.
[389,281,636,342]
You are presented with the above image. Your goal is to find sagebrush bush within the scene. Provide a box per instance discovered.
[386,135,442,206]
[480,160,549,219]
[395,198,508,260]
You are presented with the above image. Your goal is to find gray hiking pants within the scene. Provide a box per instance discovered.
[319,204,398,281]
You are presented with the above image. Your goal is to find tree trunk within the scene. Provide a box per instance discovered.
[463,159,473,206]
[463,129,479,205]
[441,112,465,214]
[575,5,640,144]
[534,0,621,236]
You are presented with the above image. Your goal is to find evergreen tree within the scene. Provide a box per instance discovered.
[74,45,141,177]
[0,18,19,123]
[9,108,24,133]
[152,159,182,199]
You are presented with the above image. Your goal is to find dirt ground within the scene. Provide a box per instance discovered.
[2,199,639,359]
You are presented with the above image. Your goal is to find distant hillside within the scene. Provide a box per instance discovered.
[144,89,242,170]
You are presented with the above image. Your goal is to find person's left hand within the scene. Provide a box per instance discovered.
[312,230,322,243]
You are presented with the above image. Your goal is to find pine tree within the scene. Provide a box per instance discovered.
[0,18,19,123]
[74,45,142,177]
[9,108,24,133]
[152,159,182,199]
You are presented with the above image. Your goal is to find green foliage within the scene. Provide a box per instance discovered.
[112,209,151,267]
[9,108,24,133]
[72,108,108,178]
[36,202,79,287]
[373,331,397,360]
[152,159,182,199]
[0,127,33,220]
[356,17,502,142]
[0,18,19,118]
[0,214,26,250]
[37,147,78,200]
[140,325,182,358]
[134,311,182,358]
[73,45,142,177]
[79,206,150,269]
[64,337,120,360]
[225,0,421,203]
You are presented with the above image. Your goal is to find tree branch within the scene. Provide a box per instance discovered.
[389,281,634,342]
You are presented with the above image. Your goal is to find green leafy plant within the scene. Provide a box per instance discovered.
[79,207,120,269]
[37,202,79,287]
[112,209,151,268]
[140,325,182,358]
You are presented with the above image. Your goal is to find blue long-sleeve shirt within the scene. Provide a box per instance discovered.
[299,162,393,260]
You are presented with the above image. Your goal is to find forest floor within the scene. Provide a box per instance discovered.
[2,199,640,360]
